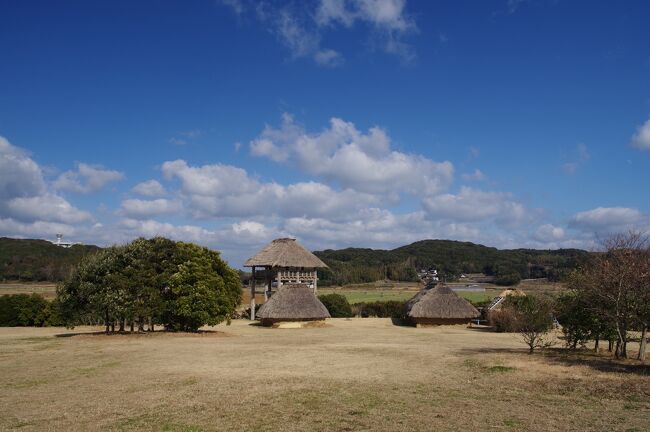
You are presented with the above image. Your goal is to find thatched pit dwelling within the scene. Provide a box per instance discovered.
[405,283,480,327]
[257,283,330,327]
[244,238,329,322]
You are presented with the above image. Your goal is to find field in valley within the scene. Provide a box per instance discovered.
[317,278,565,305]
[3,278,565,307]
[1,319,648,432]
[0,282,58,299]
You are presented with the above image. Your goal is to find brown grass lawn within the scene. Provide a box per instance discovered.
[1,320,648,432]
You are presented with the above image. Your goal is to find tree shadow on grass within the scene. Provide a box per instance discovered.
[457,345,650,375]
[54,329,227,338]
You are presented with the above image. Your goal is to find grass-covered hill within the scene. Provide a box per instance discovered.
[314,239,589,286]
[0,237,99,282]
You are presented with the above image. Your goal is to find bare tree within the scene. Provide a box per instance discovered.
[578,231,648,359]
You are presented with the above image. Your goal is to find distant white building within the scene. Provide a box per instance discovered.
[52,234,74,248]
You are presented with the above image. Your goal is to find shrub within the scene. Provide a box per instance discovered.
[489,307,519,333]
[352,300,406,318]
[0,294,57,327]
[491,295,554,353]
[494,272,521,286]
[318,293,352,318]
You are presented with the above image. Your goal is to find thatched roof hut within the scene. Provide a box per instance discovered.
[244,238,329,320]
[257,283,330,326]
[244,238,328,268]
[405,283,480,326]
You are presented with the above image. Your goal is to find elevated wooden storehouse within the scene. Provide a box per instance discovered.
[405,282,480,326]
[257,283,330,326]
[244,238,329,320]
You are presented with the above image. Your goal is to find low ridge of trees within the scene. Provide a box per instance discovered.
[315,240,587,286]
[57,237,241,332]
[0,237,99,282]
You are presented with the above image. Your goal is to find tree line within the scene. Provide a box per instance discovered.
[0,237,99,281]
[315,240,588,286]
[57,237,241,332]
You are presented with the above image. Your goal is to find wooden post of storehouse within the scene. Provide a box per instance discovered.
[250,266,256,320]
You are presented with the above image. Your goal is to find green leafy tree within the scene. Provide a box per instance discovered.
[58,238,241,333]
[163,243,241,331]
[555,290,596,349]
[318,293,352,318]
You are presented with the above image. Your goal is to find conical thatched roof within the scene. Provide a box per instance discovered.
[257,283,331,321]
[244,238,328,268]
[406,284,479,319]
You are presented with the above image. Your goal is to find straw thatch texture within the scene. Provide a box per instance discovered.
[406,284,479,324]
[244,238,328,268]
[257,283,331,325]
[499,288,526,298]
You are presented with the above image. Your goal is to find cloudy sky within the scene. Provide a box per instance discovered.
[1,0,650,267]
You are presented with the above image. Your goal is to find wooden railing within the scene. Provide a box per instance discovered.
[277,271,317,281]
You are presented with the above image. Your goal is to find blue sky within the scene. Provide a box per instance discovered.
[1,0,650,266]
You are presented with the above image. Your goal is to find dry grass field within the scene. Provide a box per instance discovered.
[1,319,648,432]
[0,282,58,299]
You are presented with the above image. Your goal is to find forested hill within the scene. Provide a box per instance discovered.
[1,237,589,286]
[314,239,590,286]
[0,237,99,282]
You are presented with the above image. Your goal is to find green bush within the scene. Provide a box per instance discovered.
[318,293,352,318]
[0,294,58,326]
[353,300,406,318]
[494,272,521,286]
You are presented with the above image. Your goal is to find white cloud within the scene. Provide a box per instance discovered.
[314,49,344,67]
[54,163,124,193]
[317,0,415,32]
[119,199,182,219]
[316,0,417,62]
[249,114,453,196]
[562,143,590,175]
[462,169,486,182]
[161,159,380,219]
[0,136,94,238]
[132,180,167,197]
[222,0,416,65]
[534,224,565,242]
[0,218,77,239]
[507,0,529,14]
[631,117,650,150]
[7,194,92,224]
[562,162,578,175]
[0,136,46,199]
[570,207,646,231]
[422,187,530,225]
[118,218,216,244]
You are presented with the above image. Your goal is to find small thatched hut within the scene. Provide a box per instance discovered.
[256,283,331,326]
[405,283,480,326]
[244,238,329,320]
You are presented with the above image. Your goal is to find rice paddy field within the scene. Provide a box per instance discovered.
[1,319,648,432]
